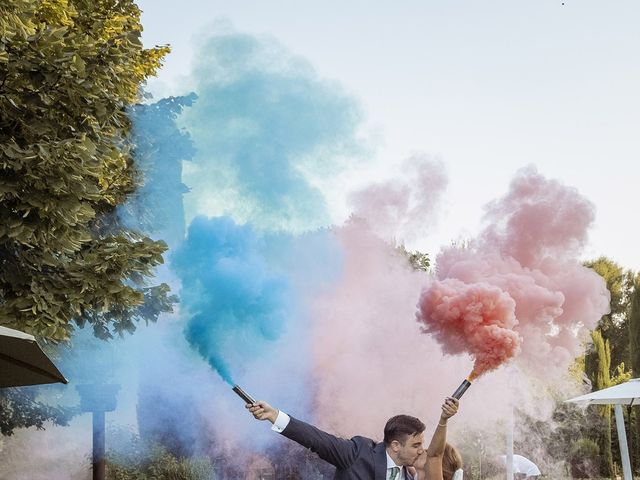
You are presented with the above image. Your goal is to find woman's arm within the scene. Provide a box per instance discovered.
[413,397,459,480]
[426,397,458,457]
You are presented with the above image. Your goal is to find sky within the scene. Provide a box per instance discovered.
[137,0,640,271]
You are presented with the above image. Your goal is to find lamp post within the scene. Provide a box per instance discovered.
[76,383,120,480]
[506,407,514,480]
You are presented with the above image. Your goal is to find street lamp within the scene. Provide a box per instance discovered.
[76,383,120,480]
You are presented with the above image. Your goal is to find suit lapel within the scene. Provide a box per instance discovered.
[374,442,387,480]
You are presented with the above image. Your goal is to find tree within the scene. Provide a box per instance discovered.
[0,0,172,342]
[0,0,174,434]
[585,257,634,369]
[590,329,614,477]
[106,428,214,480]
[396,243,430,272]
[627,274,640,473]
[0,387,74,436]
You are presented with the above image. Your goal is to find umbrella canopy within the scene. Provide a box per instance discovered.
[566,378,640,405]
[0,326,68,387]
[514,455,541,476]
[566,378,640,480]
[500,454,541,476]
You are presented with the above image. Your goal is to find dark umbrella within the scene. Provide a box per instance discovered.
[0,325,68,387]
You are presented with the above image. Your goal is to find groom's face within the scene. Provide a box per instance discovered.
[394,432,425,466]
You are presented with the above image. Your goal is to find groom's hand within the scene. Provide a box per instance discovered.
[247,400,279,424]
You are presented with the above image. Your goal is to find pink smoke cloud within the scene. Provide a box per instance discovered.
[417,166,610,379]
[348,155,448,241]
[480,165,596,267]
[288,165,609,452]
[305,222,527,440]
[308,220,468,438]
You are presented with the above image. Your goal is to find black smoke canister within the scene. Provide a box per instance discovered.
[451,379,472,399]
[232,385,256,404]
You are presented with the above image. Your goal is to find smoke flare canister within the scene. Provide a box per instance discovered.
[232,385,256,404]
[451,379,472,399]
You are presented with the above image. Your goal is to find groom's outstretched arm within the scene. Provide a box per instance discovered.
[248,400,359,469]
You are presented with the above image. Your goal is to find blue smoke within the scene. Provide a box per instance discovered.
[121,95,196,249]
[180,27,363,232]
[171,215,294,384]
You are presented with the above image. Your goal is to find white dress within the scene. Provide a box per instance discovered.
[452,468,464,480]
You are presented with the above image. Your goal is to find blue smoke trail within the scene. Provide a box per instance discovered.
[180,26,363,232]
[172,26,363,387]
[171,215,293,384]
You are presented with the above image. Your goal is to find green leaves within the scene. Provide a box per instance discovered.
[106,429,214,480]
[0,0,174,344]
[0,387,75,436]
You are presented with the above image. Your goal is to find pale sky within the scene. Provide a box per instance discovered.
[137,0,640,271]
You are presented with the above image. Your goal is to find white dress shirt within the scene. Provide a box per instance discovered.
[271,409,291,433]
[386,452,408,479]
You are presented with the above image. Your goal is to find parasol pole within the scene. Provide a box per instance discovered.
[614,404,632,480]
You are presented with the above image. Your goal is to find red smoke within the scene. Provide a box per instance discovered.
[416,279,521,379]
[416,166,610,380]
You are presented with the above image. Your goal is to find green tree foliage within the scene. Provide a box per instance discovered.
[107,428,214,480]
[548,402,605,468]
[628,276,640,376]
[0,0,173,342]
[569,438,600,479]
[0,0,176,437]
[627,274,640,473]
[585,257,635,368]
[583,257,638,476]
[590,329,614,477]
[0,387,74,436]
[396,243,430,272]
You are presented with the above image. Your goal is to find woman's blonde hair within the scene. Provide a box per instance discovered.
[442,443,463,480]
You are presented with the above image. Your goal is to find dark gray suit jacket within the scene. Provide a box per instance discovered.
[281,416,415,480]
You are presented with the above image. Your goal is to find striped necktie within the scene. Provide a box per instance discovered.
[389,466,401,480]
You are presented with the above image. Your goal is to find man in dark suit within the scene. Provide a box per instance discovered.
[247,397,459,480]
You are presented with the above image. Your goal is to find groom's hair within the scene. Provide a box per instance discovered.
[383,415,426,445]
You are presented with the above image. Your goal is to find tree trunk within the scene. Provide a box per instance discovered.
[602,406,613,477]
